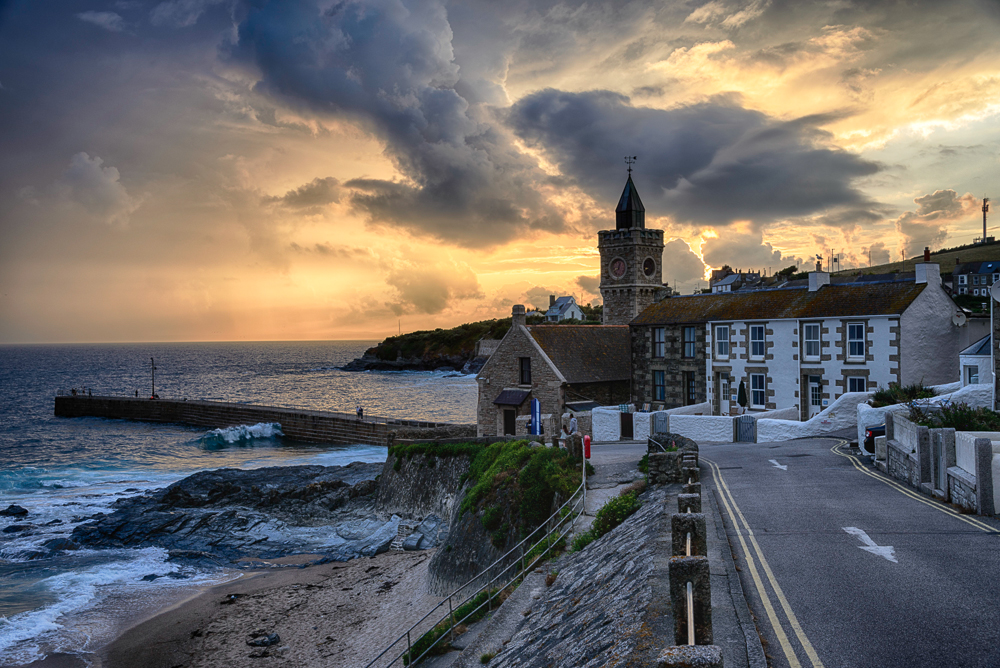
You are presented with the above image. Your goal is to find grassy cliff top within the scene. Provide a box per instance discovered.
[370,318,515,361]
[835,239,1000,276]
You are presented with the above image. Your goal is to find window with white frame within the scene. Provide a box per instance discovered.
[959,274,967,285]
[967,365,979,385]
[847,322,865,360]
[653,327,665,358]
[653,370,666,401]
[804,323,821,359]
[715,325,730,358]
[750,374,765,408]
[847,377,866,392]
[750,325,766,359]
[974,275,980,285]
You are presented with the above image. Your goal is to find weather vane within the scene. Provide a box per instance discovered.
[624,156,637,175]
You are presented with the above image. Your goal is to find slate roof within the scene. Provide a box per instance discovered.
[956,261,1000,275]
[527,325,630,383]
[493,389,530,406]
[960,334,991,357]
[633,280,927,326]
[615,175,645,229]
[545,296,579,317]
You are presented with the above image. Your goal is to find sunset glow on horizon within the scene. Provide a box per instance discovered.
[2,0,999,343]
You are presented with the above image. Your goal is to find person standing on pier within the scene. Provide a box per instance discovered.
[356,405,364,421]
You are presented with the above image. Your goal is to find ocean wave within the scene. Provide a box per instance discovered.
[198,423,284,447]
[0,547,237,665]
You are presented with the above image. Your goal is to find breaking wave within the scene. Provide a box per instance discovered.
[199,423,283,447]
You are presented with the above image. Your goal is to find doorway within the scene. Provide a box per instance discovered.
[808,376,823,418]
[503,409,516,436]
[620,412,634,439]
[717,372,731,415]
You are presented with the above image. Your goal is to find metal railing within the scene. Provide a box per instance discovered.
[364,461,588,667]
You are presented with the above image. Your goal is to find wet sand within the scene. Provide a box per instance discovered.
[101,550,444,668]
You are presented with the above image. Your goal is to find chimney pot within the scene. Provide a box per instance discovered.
[549,295,556,307]
[512,304,526,327]
[924,246,931,262]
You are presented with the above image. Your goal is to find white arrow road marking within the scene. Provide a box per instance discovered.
[768,459,787,470]
[844,527,897,563]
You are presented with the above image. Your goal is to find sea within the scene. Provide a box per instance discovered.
[0,341,477,666]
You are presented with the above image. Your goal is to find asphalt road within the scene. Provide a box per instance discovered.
[701,437,1000,668]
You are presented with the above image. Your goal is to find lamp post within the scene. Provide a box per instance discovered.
[150,357,156,399]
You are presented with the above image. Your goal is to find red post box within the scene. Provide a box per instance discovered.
[584,434,591,459]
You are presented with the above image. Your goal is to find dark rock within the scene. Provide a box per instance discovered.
[247,633,280,647]
[70,463,384,563]
[1,504,28,517]
[141,574,162,581]
[2,524,32,534]
[42,537,79,552]
[402,533,424,550]
[46,519,64,526]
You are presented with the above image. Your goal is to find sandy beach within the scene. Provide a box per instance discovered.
[101,550,444,668]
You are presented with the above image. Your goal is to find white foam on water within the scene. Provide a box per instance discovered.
[200,422,284,445]
[0,547,239,665]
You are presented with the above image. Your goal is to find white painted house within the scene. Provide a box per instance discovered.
[631,264,963,420]
[959,334,992,387]
[544,296,586,322]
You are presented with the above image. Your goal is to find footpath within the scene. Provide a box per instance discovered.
[425,440,765,668]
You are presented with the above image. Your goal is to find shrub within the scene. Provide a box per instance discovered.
[638,453,649,474]
[912,402,1000,431]
[481,652,497,664]
[869,382,935,408]
[571,491,642,552]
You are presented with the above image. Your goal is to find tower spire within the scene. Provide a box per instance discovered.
[616,159,645,230]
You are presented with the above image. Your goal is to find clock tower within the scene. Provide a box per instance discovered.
[598,172,665,325]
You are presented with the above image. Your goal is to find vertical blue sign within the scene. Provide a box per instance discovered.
[530,398,541,435]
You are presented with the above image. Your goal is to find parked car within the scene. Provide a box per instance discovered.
[864,424,886,452]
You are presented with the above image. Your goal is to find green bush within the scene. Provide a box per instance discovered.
[460,441,581,538]
[912,402,1000,431]
[571,490,642,552]
[869,382,935,408]
[638,454,648,474]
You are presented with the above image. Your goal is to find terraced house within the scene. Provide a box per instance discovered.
[631,264,965,420]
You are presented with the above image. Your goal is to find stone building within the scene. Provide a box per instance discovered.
[632,265,963,418]
[599,175,666,325]
[475,305,630,437]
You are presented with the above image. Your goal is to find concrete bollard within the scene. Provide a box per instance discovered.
[683,466,700,483]
[671,513,707,557]
[678,494,701,514]
[657,644,723,667]
[683,481,702,497]
[668,556,713,645]
[975,437,995,516]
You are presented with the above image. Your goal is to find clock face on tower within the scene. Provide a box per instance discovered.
[610,258,627,278]
[643,258,656,277]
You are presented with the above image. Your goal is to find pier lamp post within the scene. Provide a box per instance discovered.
[150,357,157,399]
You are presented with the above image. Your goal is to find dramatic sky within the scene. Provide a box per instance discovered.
[2,0,999,342]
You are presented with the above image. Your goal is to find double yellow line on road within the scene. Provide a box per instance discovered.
[704,456,825,668]
[830,441,998,534]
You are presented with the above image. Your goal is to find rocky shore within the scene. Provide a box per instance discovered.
[340,351,486,374]
[68,463,448,566]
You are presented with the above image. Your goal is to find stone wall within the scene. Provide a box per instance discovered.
[630,323,707,408]
[55,395,467,446]
[476,324,564,438]
[948,467,977,511]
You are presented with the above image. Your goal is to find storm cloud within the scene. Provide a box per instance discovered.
[231,0,558,247]
[894,189,978,256]
[509,89,880,226]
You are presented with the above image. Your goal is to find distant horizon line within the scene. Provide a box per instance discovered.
[0,338,384,346]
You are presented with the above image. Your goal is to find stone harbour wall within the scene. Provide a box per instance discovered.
[55,395,471,447]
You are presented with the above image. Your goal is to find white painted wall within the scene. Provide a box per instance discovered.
[633,411,653,442]
[954,431,1000,475]
[900,274,960,385]
[857,403,909,444]
[669,414,734,442]
[756,406,799,421]
[959,356,993,387]
[664,401,712,416]
[921,383,992,409]
[757,392,872,443]
[592,408,620,442]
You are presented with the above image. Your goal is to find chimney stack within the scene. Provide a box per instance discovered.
[512,304,526,327]
[924,246,931,262]
[816,260,822,272]
[915,263,940,285]
[549,295,556,308]
[809,271,830,292]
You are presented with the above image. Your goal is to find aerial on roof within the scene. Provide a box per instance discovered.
[633,279,928,325]
[527,325,630,383]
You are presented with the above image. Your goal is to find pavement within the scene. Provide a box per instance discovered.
[425,438,766,667]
